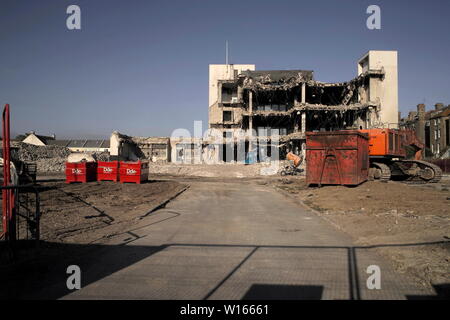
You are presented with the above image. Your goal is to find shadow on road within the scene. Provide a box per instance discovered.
[1,241,167,299]
[242,284,324,300]
[1,239,448,300]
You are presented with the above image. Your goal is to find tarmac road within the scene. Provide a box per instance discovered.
[58,179,433,300]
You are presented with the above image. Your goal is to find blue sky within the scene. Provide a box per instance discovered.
[1,0,449,138]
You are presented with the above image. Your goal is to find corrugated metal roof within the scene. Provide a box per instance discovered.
[47,140,70,147]
[84,140,110,148]
[48,139,110,148]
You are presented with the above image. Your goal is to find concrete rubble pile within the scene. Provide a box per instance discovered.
[35,158,67,173]
[92,152,110,162]
[17,142,71,162]
[16,143,110,173]
[17,142,71,173]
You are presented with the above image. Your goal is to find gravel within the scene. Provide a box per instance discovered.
[92,152,110,162]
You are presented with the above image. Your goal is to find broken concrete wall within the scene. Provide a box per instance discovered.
[110,131,138,161]
[170,137,203,164]
[130,137,171,162]
[110,131,170,162]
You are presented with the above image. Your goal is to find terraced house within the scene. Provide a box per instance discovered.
[401,103,450,158]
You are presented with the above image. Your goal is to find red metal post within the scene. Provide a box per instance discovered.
[2,104,15,241]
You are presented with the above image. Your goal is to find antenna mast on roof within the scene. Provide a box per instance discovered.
[225,40,228,65]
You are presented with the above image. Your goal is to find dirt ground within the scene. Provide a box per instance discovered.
[39,180,187,244]
[275,177,450,288]
[1,179,187,247]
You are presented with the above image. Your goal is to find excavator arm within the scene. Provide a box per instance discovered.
[400,130,424,160]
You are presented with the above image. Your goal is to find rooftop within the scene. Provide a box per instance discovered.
[47,139,110,148]
[240,69,314,82]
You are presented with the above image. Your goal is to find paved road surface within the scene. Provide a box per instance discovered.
[54,180,432,299]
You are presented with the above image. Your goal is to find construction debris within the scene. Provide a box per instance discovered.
[16,142,70,162]
[92,152,110,162]
[13,142,110,173]
[110,131,170,162]
[34,158,66,173]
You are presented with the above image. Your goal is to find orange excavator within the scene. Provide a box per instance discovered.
[280,152,303,176]
[359,128,442,183]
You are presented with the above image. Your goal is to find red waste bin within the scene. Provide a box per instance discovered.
[66,162,97,183]
[306,130,369,186]
[119,161,149,184]
[97,161,119,182]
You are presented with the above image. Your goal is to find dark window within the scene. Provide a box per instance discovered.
[221,84,237,103]
[389,132,394,152]
[425,125,430,148]
[223,111,232,122]
[446,119,449,146]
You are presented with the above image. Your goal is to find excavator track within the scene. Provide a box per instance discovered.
[399,160,443,184]
[370,162,391,182]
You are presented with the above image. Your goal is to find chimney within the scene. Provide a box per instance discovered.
[435,103,444,111]
[408,111,417,121]
[417,104,426,119]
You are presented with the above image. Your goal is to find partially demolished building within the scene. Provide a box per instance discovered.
[110,131,170,162]
[209,50,398,162]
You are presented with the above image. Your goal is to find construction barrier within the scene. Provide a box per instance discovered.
[306,130,369,186]
[66,162,97,183]
[97,161,119,182]
[119,161,149,184]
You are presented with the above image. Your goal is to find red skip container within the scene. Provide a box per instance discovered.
[119,161,149,184]
[66,162,97,183]
[306,130,369,186]
[97,161,119,182]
